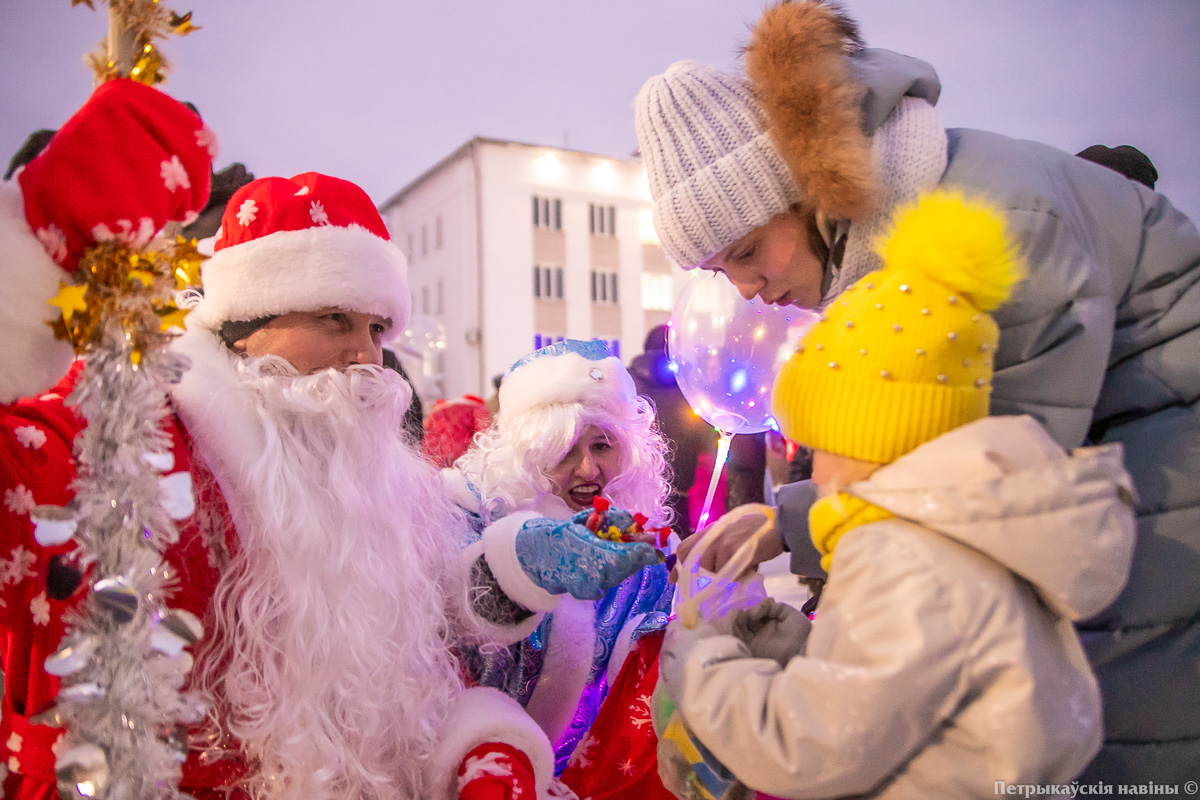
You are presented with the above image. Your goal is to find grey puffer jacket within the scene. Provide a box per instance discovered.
[775,47,1200,780]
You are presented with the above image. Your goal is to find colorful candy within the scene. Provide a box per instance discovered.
[584,497,673,548]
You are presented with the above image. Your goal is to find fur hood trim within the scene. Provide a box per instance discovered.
[745,1,877,221]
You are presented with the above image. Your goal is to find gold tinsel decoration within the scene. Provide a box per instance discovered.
[81,1,198,86]
[48,236,202,358]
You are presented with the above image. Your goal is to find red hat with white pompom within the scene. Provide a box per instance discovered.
[187,172,410,332]
[0,78,214,402]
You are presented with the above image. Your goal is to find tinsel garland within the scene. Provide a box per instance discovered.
[36,235,209,800]
[32,3,207,795]
[73,0,198,86]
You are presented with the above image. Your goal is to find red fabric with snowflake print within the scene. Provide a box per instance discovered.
[456,741,537,800]
[17,79,213,272]
[0,366,249,798]
[558,629,676,800]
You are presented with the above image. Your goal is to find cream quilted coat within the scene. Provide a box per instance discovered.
[677,416,1136,798]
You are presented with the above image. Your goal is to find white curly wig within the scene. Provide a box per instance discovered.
[457,341,673,526]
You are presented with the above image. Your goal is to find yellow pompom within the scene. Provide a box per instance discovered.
[874,189,1024,312]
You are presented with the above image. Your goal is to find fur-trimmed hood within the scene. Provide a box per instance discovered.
[745,1,942,221]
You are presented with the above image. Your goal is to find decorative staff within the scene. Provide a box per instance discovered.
[30,4,210,798]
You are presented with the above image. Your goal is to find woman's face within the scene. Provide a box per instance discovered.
[701,209,826,308]
[547,425,623,511]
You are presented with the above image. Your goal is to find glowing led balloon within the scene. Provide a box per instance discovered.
[668,271,819,435]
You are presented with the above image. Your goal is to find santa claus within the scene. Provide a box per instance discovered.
[0,79,654,800]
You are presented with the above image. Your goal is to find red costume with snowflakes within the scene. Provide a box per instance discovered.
[0,80,553,800]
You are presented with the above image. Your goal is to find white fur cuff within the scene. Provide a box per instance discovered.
[481,512,562,614]
[432,687,554,799]
[0,181,75,402]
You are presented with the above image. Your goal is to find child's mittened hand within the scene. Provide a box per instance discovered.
[731,599,811,666]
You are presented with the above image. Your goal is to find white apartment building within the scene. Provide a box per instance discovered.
[379,137,689,404]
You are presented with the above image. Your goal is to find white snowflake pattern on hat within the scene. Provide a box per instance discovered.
[195,125,219,160]
[309,200,330,226]
[35,224,68,264]
[236,199,258,227]
[295,185,311,196]
[160,155,192,192]
[14,425,46,450]
[30,592,49,626]
[3,485,35,516]
[92,217,157,249]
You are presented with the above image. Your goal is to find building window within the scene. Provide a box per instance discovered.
[534,332,566,349]
[421,285,430,314]
[534,266,563,299]
[407,232,415,260]
[421,224,428,256]
[641,272,674,311]
[533,195,563,230]
[591,270,618,304]
[436,279,444,314]
[435,216,443,249]
[589,203,617,236]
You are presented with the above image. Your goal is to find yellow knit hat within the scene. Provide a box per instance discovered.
[771,189,1024,464]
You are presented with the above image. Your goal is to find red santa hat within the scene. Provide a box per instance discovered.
[187,173,410,333]
[0,78,213,402]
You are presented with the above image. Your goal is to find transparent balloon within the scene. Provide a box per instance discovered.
[668,271,819,435]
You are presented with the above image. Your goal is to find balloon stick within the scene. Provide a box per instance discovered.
[695,430,734,530]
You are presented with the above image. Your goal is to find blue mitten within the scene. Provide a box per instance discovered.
[514,515,657,601]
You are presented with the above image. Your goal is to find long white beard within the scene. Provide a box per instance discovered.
[197,356,472,800]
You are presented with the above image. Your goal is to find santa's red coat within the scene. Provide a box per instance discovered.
[0,364,541,800]
[0,364,250,798]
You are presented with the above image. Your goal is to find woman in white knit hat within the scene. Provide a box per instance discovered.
[634,0,1200,782]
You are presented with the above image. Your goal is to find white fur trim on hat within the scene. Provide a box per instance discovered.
[497,349,637,429]
[0,181,76,403]
[431,687,555,800]
[189,223,411,331]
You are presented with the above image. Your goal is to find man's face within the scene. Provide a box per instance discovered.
[232,307,393,373]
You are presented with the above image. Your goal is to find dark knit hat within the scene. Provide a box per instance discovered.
[1076,144,1158,190]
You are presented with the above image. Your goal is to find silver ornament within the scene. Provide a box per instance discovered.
[54,743,109,799]
[44,637,99,677]
[92,576,139,624]
[31,505,78,547]
[149,608,204,656]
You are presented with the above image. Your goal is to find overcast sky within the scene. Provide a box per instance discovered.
[2,1,1198,221]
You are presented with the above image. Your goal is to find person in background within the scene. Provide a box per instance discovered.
[382,347,424,445]
[635,0,1200,778]
[628,324,718,537]
[658,190,1136,799]
[423,394,491,468]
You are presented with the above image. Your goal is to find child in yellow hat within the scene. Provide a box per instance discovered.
[657,190,1138,798]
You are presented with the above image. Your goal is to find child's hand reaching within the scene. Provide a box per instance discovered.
[731,599,810,666]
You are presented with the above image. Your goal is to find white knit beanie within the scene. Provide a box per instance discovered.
[635,60,800,269]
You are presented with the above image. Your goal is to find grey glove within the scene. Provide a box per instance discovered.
[659,612,738,701]
[730,599,810,667]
